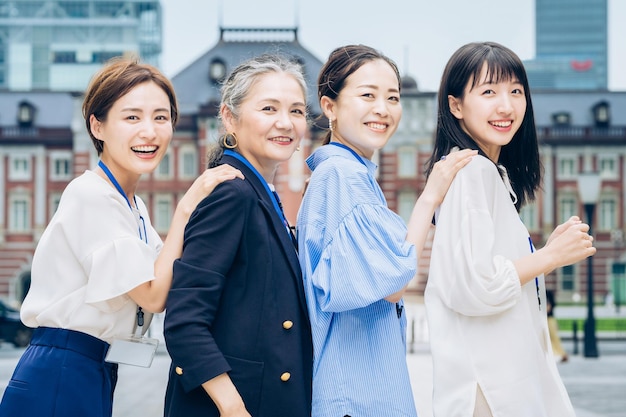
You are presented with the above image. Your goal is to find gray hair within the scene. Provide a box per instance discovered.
[220,53,308,120]
[207,54,308,167]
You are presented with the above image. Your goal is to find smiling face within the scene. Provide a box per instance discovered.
[90,81,173,188]
[322,59,402,159]
[448,62,527,162]
[222,71,307,182]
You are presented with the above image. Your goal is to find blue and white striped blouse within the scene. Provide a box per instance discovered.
[297,144,419,417]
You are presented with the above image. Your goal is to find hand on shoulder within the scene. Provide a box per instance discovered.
[177,164,244,217]
[422,147,478,205]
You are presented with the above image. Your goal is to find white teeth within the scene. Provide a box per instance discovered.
[271,137,291,143]
[491,121,512,128]
[132,145,157,153]
[368,123,386,130]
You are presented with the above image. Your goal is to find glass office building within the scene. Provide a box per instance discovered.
[0,0,161,91]
[527,0,607,90]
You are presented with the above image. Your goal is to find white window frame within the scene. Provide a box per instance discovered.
[178,146,198,180]
[9,154,32,181]
[556,155,577,180]
[9,193,31,232]
[558,194,577,224]
[153,194,173,233]
[598,196,617,231]
[559,264,576,292]
[397,147,417,179]
[397,190,417,223]
[49,151,72,181]
[155,150,173,179]
[598,154,619,180]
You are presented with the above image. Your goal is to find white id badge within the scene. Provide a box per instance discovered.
[105,336,159,368]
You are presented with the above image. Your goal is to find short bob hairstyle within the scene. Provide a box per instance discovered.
[426,41,542,211]
[317,44,401,145]
[82,56,178,155]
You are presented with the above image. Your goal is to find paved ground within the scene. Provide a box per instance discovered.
[0,301,624,416]
[1,342,624,417]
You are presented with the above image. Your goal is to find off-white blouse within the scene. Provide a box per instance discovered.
[425,155,574,417]
[21,170,162,343]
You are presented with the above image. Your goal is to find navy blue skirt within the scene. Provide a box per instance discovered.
[0,327,118,417]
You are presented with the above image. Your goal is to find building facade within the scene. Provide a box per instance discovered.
[1,16,624,311]
[380,90,626,303]
[0,26,324,305]
[0,91,77,301]
[533,92,626,305]
[525,0,608,90]
[0,0,161,91]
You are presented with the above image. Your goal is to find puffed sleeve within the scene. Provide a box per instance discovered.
[60,180,158,311]
[164,179,249,392]
[302,203,416,313]
[431,158,521,316]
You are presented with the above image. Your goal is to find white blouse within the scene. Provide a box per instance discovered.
[21,170,162,343]
[425,156,574,417]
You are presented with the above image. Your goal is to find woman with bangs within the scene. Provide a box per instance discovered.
[425,42,596,416]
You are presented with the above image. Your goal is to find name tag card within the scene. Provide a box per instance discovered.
[105,335,159,368]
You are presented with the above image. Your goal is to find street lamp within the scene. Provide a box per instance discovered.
[577,171,601,358]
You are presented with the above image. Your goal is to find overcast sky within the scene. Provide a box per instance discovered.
[160,0,626,92]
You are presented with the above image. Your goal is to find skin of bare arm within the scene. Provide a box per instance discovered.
[198,373,252,417]
[385,148,478,302]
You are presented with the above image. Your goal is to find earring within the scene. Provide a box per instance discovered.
[223,132,238,149]
[329,119,334,132]
[296,146,301,152]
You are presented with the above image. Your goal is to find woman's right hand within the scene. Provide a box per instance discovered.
[202,373,252,417]
[220,406,252,417]
[422,147,477,206]
[177,164,244,217]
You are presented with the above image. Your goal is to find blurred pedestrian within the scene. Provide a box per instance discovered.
[163,54,313,417]
[425,41,596,416]
[547,290,569,362]
[0,57,242,417]
[297,44,475,417]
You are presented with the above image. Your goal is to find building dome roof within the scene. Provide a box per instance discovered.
[401,75,418,91]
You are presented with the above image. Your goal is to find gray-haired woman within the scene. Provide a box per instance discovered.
[163,54,313,417]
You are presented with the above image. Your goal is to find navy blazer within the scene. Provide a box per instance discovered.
[163,154,312,417]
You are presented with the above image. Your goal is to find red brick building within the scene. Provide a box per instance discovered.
[2,30,626,311]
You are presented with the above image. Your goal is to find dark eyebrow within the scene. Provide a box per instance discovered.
[120,107,170,113]
[258,98,306,107]
[357,84,400,94]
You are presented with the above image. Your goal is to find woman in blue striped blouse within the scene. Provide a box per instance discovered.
[296,44,476,417]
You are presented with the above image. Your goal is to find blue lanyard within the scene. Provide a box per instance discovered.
[328,142,367,167]
[98,160,147,244]
[98,160,148,329]
[528,236,541,310]
[223,150,292,235]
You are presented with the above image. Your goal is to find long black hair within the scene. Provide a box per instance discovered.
[425,41,542,211]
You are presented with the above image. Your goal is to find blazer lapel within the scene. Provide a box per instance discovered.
[222,156,308,314]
